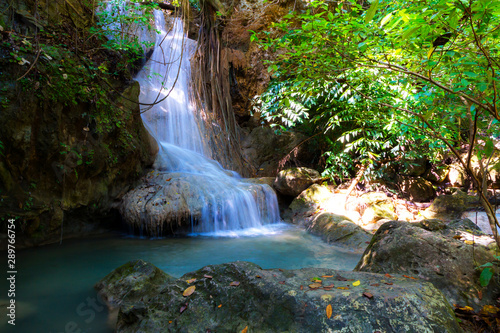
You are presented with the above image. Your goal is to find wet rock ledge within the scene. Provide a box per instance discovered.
[96,260,463,333]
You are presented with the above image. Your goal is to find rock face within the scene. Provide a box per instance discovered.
[273,167,322,197]
[355,221,500,311]
[96,260,463,333]
[0,1,157,248]
[241,126,317,177]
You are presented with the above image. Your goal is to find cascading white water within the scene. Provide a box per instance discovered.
[134,11,280,235]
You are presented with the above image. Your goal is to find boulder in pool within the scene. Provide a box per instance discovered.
[355,221,500,311]
[273,167,322,197]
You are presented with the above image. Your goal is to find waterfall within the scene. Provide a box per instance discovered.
[132,11,280,235]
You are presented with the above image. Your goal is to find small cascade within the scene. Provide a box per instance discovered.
[122,10,280,235]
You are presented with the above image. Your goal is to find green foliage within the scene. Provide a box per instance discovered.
[253,0,500,182]
[477,256,500,287]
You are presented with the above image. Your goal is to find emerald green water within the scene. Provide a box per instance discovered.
[1,223,361,332]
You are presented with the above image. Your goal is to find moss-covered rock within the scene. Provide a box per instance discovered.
[423,190,479,221]
[96,260,463,333]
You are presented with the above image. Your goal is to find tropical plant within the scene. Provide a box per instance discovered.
[254,0,500,244]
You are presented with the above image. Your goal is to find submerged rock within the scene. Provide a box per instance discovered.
[96,260,463,333]
[355,221,500,311]
[273,167,322,197]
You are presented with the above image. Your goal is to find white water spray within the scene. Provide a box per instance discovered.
[134,11,280,235]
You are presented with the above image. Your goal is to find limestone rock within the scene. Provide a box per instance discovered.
[273,167,322,197]
[397,175,436,202]
[308,212,372,252]
[355,221,500,311]
[96,260,463,333]
[356,192,398,225]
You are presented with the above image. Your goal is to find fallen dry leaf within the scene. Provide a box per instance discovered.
[453,235,462,239]
[180,303,188,313]
[478,291,483,300]
[326,304,333,319]
[169,321,172,324]
[230,281,241,287]
[370,283,380,287]
[321,275,334,278]
[256,275,262,279]
[363,292,374,299]
[337,287,349,290]
[384,273,393,278]
[352,280,360,287]
[204,275,213,279]
[384,282,393,285]
[309,283,322,289]
[183,286,196,297]
[241,326,248,333]
[166,178,172,181]
[324,284,335,288]
[300,285,304,290]
[218,304,222,308]
[403,275,417,280]
[186,278,196,284]
[464,240,474,245]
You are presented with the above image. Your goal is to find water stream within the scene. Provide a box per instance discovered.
[132,12,280,235]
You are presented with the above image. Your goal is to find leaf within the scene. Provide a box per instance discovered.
[279,281,286,284]
[218,304,222,308]
[326,304,333,319]
[363,292,374,299]
[309,283,322,289]
[230,281,241,287]
[384,282,393,285]
[464,240,474,245]
[186,278,196,284]
[166,177,172,181]
[311,277,322,283]
[204,275,213,279]
[370,283,380,287]
[403,275,417,280]
[241,326,248,333]
[255,275,262,278]
[480,267,493,287]
[453,235,462,239]
[384,273,393,278]
[321,275,334,278]
[300,285,304,290]
[337,287,349,290]
[365,0,380,24]
[179,303,188,313]
[380,12,393,27]
[183,285,196,297]
[352,280,361,287]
